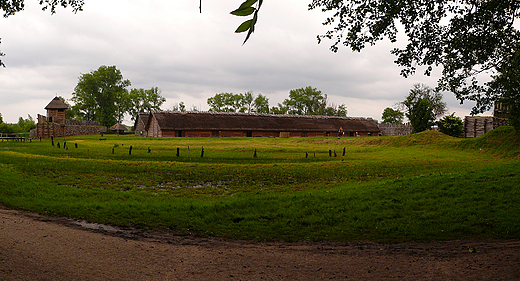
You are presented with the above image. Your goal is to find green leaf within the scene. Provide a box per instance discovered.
[242,13,258,44]
[230,7,255,17]
[235,19,253,33]
[238,0,258,10]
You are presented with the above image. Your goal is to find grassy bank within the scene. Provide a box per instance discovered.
[0,127,519,242]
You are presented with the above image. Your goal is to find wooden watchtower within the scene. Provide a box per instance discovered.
[44,97,68,125]
[36,97,68,138]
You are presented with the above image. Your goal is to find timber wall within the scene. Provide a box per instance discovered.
[378,123,412,136]
[36,122,106,138]
[65,119,100,126]
[464,116,509,138]
[64,125,106,137]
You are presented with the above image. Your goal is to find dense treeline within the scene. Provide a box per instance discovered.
[0,114,36,134]
[206,86,348,116]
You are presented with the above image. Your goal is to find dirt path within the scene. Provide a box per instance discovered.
[1,206,519,280]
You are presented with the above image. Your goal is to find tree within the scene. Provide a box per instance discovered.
[283,86,327,115]
[322,103,347,117]
[0,115,35,134]
[71,65,131,127]
[308,0,520,130]
[402,84,447,133]
[172,101,186,112]
[408,98,435,134]
[0,123,17,134]
[207,92,267,113]
[127,87,166,122]
[56,96,82,120]
[270,103,288,115]
[1,0,84,67]
[381,107,404,124]
[17,115,36,132]
[0,113,3,124]
[252,94,270,114]
[279,86,347,116]
[208,93,238,112]
[437,113,464,138]
[484,47,520,130]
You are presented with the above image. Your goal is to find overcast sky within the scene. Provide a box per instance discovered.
[0,0,491,124]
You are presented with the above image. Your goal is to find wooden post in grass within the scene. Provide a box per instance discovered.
[176,147,180,157]
[334,150,337,157]
[129,146,133,155]
[75,143,78,149]
[329,150,332,157]
[57,142,60,148]
[148,147,151,153]
[201,146,204,158]
[51,136,54,146]
[64,141,66,149]
[112,147,115,154]
[305,152,308,158]
[254,149,257,158]
[343,147,346,156]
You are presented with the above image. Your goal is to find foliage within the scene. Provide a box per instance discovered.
[56,96,81,120]
[0,112,3,124]
[208,92,247,112]
[1,0,84,67]
[0,115,35,133]
[408,98,435,134]
[484,47,520,130]
[71,65,131,127]
[283,86,327,115]
[0,123,20,134]
[171,101,187,112]
[207,92,269,113]
[381,107,404,124]
[437,113,464,138]
[402,84,447,133]
[127,87,166,122]
[308,0,520,130]
[274,86,347,116]
[1,131,519,242]
[252,93,270,113]
[17,115,36,132]
[231,0,263,44]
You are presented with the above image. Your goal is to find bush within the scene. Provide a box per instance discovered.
[437,113,464,138]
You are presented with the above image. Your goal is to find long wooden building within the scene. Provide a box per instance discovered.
[135,111,380,138]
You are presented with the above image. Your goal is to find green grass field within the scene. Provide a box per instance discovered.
[1,127,519,242]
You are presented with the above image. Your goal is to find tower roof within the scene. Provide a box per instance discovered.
[45,97,68,110]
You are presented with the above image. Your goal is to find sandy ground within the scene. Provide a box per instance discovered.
[1,205,519,281]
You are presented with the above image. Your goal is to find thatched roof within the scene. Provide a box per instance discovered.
[110,122,127,131]
[134,113,150,128]
[45,97,68,110]
[148,111,380,133]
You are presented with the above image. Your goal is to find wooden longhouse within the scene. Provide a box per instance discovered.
[135,111,381,138]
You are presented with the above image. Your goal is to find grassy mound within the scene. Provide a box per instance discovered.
[458,126,520,158]
[0,129,519,242]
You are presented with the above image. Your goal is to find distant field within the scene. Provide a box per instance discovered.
[1,127,519,242]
